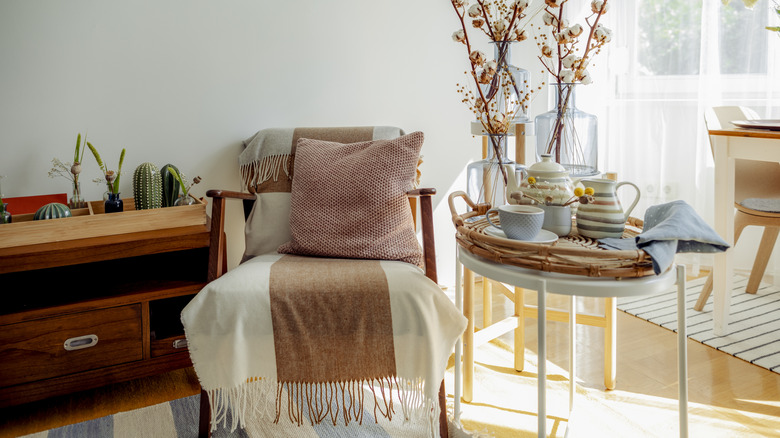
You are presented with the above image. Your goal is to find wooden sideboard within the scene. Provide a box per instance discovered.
[0,221,210,408]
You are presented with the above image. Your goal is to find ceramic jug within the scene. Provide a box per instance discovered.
[575,178,640,239]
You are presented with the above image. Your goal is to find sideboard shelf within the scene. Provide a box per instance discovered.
[0,215,211,408]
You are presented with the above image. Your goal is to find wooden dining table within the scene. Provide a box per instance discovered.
[710,126,780,336]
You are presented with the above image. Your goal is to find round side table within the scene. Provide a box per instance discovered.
[453,248,689,438]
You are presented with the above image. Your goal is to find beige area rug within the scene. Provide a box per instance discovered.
[444,340,778,437]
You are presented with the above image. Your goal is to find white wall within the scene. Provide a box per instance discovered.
[0,0,547,286]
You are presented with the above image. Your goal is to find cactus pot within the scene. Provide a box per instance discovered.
[160,163,181,208]
[33,203,72,220]
[133,162,162,210]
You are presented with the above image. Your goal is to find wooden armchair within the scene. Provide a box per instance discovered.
[183,127,465,438]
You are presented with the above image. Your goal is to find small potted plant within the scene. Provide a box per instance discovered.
[165,165,201,206]
[88,143,126,213]
[48,133,90,209]
[0,176,9,224]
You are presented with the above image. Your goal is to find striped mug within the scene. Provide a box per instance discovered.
[575,178,640,239]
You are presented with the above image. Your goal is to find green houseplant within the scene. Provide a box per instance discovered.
[48,133,90,209]
[165,165,201,206]
[88,143,126,213]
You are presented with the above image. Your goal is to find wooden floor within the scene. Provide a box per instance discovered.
[2,273,780,437]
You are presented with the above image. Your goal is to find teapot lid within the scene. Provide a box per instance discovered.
[528,154,568,175]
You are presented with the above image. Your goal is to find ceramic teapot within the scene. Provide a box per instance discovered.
[507,154,579,206]
[575,178,641,239]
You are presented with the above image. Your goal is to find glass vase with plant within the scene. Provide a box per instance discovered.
[165,165,201,206]
[534,0,612,177]
[48,133,89,209]
[449,0,541,207]
[0,176,9,224]
[88,143,126,213]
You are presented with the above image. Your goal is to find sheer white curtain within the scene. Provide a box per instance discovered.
[593,0,780,213]
[572,0,780,268]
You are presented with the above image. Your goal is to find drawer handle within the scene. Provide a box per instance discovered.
[64,334,99,351]
[173,339,188,349]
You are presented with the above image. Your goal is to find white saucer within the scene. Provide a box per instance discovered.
[484,226,558,243]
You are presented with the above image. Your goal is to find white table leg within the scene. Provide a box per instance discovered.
[538,281,547,438]
[454,255,463,423]
[712,136,734,336]
[676,265,689,438]
[569,295,576,414]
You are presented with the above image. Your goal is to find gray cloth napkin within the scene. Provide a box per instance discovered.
[599,200,730,274]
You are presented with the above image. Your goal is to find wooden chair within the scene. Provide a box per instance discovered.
[694,106,780,311]
[193,127,459,438]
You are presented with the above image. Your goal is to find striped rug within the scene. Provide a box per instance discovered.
[617,275,780,373]
[22,388,474,438]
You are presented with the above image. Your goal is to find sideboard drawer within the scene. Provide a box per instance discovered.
[0,305,143,387]
[151,335,189,358]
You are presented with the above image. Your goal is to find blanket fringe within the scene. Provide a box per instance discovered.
[207,376,439,437]
[239,154,291,192]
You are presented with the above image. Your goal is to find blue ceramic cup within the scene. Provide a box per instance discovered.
[486,205,545,240]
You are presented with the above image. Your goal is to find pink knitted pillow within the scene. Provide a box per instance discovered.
[277,131,424,267]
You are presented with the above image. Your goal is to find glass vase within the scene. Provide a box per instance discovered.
[69,181,87,209]
[105,192,123,213]
[0,202,11,224]
[467,134,517,208]
[174,193,197,206]
[481,41,531,124]
[535,83,598,178]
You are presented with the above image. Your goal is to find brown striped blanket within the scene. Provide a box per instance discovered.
[181,254,466,436]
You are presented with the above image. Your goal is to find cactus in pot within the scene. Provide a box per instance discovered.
[33,202,72,220]
[133,162,162,210]
[160,163,181,207]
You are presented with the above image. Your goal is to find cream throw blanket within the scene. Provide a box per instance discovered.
[181,253,467,436]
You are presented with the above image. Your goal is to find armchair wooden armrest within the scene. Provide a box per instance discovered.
[406,188,437,283]
[405,187,445,438]
[206,189,257,282]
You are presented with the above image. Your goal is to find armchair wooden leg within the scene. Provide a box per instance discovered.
[198,388,211,438]
[438,379,448,438]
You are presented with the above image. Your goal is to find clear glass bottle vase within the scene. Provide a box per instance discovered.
[535,83,598,178]
[69,181,87,209]
[467,134,517,208]
[174,193,197,206]
[481,41,531,124]
[0,202,11,224]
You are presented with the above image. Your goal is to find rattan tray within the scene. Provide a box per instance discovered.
[448,191,655,278]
